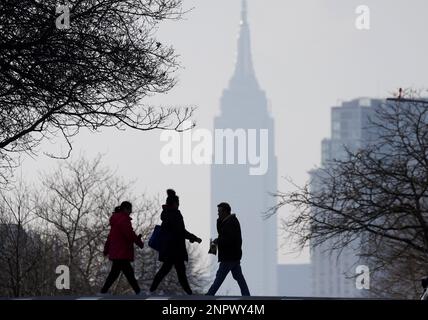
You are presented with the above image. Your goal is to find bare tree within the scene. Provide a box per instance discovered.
[33,155,208,296]
[269,95,428,299]
[33,155,134,294]
[360,232,427,298]
[0,155,208,297]
[0,0,195,185]
[0,180,60,297]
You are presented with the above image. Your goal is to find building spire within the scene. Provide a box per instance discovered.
[241,0,248,25]
[230,0,259,88]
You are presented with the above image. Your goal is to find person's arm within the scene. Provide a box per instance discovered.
[179,212,201,243]
[121,219,144,248]
[161,210,177,235]
[185,229,202,243]
[103,233,111,256]
[218,219,240,247]
[234,219,242,248]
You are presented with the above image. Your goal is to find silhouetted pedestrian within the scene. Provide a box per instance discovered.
[206,202,250,296]
[150,189,202,295]
[100,201,144,295]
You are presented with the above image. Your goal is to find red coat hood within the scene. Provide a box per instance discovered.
[109,211,131,226]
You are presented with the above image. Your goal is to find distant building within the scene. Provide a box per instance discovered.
[321,98,380,167]
[210,0,278,296]
[310,98,383,298]
[278,264,311,297]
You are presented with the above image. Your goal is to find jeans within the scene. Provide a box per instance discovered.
[207,261,250,296]
[150,260,192,295]
[101,259,140,294]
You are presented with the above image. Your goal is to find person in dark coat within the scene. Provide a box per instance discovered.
[150,189,202,295]
[100,201,144,295]
[206,202,250,296]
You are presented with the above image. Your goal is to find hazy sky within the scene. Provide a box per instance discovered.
[21,0,428,264]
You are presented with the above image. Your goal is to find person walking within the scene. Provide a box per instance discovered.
[150,189,202,295]
[100,201,144,295]
[206,202,250,296]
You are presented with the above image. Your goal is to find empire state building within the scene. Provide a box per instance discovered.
[210,0,278,296]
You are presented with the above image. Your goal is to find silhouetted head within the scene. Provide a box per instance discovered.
[217,202,231,220]
[120,201,132,214]
[113,206,121,213]
[166,189,179,209]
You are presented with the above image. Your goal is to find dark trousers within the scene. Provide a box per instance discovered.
[150,260,192,295]
[206,261,250,296]
[101,259,141,294]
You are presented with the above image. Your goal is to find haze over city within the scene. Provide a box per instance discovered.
[17,0,428,268]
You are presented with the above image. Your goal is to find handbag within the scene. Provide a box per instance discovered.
[148,225,163,251]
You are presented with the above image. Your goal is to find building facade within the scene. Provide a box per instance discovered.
[310,98,383,298]
[210,0,278,296]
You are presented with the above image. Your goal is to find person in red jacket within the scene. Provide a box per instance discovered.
[100,201,144,295]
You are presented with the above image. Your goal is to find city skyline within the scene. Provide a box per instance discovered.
[17,0,428,268]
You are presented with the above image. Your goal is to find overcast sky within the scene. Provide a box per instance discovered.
[21,0,428,264]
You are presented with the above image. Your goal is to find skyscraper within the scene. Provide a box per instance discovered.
[210,0,278,296]
[310,98,383,298]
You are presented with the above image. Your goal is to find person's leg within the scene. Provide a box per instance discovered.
[174,261,192,295]
[231,262,250,296]
[150,261,174,292]
[100,260,122,293]
[121,260,141,294]
[206,262,232,296]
